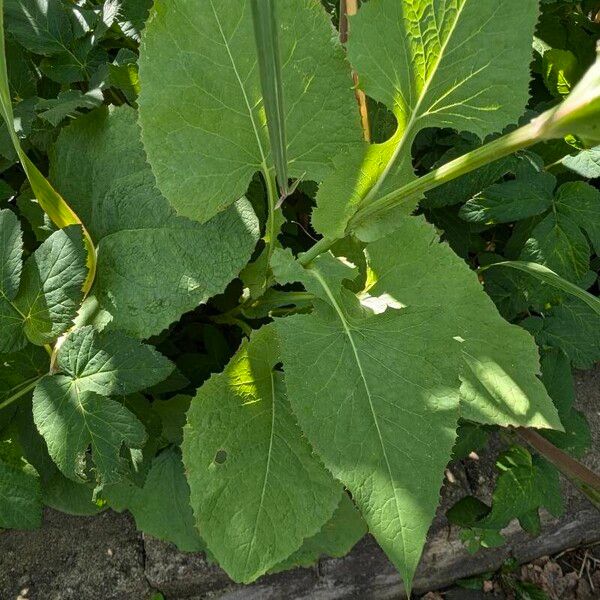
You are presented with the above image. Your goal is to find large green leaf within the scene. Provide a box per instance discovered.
[13,225,87,346]
[314,0,540,240]
[273,251,462,591]
[56,325,174,396]
[270,493,367,573]
[105,447,204,552]
[50,107,259,338]
[32,374,146,484]
[0,208,26,352]
[182,325,342,583]
[138,0,362,223]
[366,216,562,430]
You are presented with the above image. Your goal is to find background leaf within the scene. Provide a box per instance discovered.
[138,0,362,222]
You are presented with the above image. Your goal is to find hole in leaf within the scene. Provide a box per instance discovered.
[214,449,228,464]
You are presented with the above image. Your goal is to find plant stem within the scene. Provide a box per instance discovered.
[349,120,540,230]
[298,235,338,266]
[0,377,42,411]
[516,428,600,509]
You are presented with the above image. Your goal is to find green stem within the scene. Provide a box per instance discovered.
[349,120,540,230]
[298,120,541,266]
[0,377,42,411]
[298,235,338,266]
[264,168,279,262]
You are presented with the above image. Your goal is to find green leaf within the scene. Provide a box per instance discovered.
[479,445,563,535]
[540,349,590,457]
[0,440,42,529]
[460,171,556,225]
[0,344,48,419]
[270,493,367,573]
[182,325,342,583]
[0,208,26,353]
[138,0,362,222]
[118,0,152,41]
[5,0,76,56]
[483,261,600,317]
[36,88,104,126]
[543,49,580,97]
[56,325,175,397]
[50,106,260,338]
[527,299,600,369]
[423,152,520,209]
[314,0,540,239]
[520,212,590,283]
[446,496,490,528]
[32,374,147,484]
[553,181,600,255]
[366,216,562,430]
[273,251,463,591]
[13,225,87,346]
[39,40,107,84]
[561,145,600,178]
[106,447,204,552]
[153,395,190,446]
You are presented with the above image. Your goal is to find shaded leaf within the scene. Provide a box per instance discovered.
[50,106,260,338]
[367,216,561,430]
[460,172,556,225]
[33,374,146,484]
[106,447,204,552]
[270,493,367,573]
[13,225,87,345]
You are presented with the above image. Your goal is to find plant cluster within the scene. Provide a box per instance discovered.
[0,0,599,593]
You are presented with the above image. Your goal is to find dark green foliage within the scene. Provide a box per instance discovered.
[0,0,597,590]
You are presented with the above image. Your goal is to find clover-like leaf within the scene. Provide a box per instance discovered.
[13,225,87,345]
[56,325,175,396]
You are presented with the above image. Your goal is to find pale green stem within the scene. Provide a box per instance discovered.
[299,120,541,266]
[0,377,42,411]
[349,120,540,230]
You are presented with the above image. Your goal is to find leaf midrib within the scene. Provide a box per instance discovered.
[243,368,277,578]
[209,0,270,176]
[309,267,408,565]
[362,0,470,205]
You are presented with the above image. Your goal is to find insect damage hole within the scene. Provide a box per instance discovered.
[214,449,228,465]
